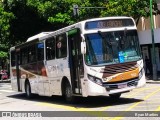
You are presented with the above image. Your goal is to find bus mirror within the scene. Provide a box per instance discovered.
[81,42,86,54]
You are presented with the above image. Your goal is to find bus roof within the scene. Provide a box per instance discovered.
[11,16,135,49]
[39,16,134,40]
[27,32,53,42]
[81,16,133,22]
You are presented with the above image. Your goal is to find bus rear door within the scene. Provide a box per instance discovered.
[15,49,21,91]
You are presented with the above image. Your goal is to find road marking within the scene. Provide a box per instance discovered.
[127,86,160,98]
[0,90,14,93]
[36,86,160,118]
[132,105,160,108]
[99,86,159,111]
[0,86,12,89]
[109,87,160,120]
[155,106,160,111]
[37,103,107,117]
[127,88,160,111]
[37,102,90,111]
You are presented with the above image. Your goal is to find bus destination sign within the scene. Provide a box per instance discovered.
[85,19,134,30]
[97,20,123,28]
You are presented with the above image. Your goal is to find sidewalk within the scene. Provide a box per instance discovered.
[146,75,160,84]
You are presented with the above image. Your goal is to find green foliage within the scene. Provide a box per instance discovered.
[27,0,82,25]
[4,0,54,47]
[0,2,15,46]
[0,1,14,59]
[27,0,150,25]
[0,51,8,58]
[0,0,151,60]
[101,0,149,20]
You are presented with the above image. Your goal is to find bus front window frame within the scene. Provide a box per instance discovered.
[84,30,142,66]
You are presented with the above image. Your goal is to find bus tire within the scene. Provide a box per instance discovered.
[64,82,75,103]
[25,81,32,99]
[109,93,121,99]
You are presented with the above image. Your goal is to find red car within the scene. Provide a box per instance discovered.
[0,70,8,80]
[1,73,8,80]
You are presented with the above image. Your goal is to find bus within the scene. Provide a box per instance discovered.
[10,16,146,103]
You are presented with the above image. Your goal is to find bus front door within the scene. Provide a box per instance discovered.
[15,50,21,91]
[68,29,84,95]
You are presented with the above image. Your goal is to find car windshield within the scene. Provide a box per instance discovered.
[84,30,142,66]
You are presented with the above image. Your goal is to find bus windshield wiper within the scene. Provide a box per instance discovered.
[98,31,111,47]
[98,30,114,61]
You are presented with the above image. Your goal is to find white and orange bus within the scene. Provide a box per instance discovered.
[10,16,146,103]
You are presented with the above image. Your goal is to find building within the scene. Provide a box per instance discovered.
[137,12,160,73]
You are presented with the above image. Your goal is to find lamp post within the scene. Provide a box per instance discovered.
[150,0,157,80]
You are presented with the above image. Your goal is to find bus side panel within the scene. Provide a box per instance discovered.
[10,67,19,91]
[137,60,146,88]
[19,63,40,94]
[81,78,88,97]
[45,59,60,96]
[51,57,71,95]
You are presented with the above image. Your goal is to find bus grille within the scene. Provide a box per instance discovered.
[101,62,137,77]
[103,78,138,91]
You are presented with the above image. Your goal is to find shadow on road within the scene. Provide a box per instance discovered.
[7,93,143,108]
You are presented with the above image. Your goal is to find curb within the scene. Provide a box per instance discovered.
[146,79,160,84]
[0,79,11,83]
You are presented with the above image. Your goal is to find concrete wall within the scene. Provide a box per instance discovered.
[138,28,160,45]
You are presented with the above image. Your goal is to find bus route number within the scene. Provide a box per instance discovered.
[48,65,56,72]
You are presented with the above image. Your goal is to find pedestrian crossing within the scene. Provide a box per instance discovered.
[0,83,14,94]
[0,89,14,93]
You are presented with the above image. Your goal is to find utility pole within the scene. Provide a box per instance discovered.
[73,4,79,16]
[150,0,157,80]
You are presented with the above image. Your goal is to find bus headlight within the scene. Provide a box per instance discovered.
[139,68,144,79]
[87,74,102,86]
[95,78,102,85]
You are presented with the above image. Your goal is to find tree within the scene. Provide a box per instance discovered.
[0,0,152,67]
[4,0,54,46]
[26,0,107,25]
[0,0,152,49]
[27,0,81,26]
[0,1,14,58]
[100,0,149,25]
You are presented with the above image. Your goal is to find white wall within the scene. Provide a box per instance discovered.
[138,28,160,45]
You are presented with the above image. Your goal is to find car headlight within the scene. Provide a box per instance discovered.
[87,74,102,86]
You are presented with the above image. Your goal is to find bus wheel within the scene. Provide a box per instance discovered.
[25,81,32,99]
[109,93,121,99]
[64,82,75,103]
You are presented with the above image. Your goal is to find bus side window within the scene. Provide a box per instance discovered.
[37,42,44,61]
[56,34,67,58]
[46,37,55,60]
[28,45,36,63]
[21,47,28,64]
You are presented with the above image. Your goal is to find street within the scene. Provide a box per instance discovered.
[0,81,160,120]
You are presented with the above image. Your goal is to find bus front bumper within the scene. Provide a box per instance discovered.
[86,74,146,96]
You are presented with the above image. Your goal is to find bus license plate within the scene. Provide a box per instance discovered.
[118,84,127,88]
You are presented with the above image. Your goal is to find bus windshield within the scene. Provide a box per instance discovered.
[85,30,142,66]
